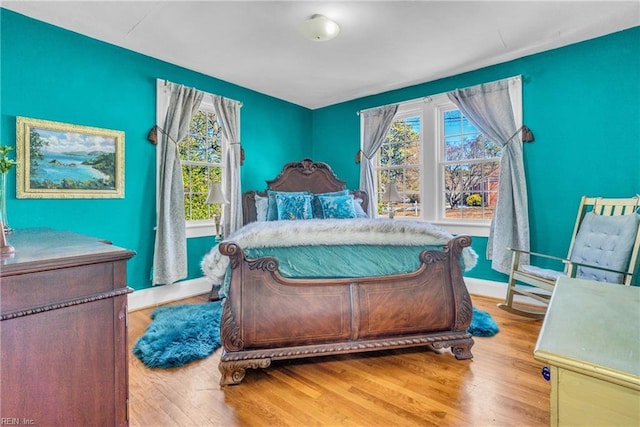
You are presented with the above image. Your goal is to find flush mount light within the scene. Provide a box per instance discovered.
[300,14,340,42]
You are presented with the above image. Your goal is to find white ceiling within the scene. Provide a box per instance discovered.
[3,1,639,109]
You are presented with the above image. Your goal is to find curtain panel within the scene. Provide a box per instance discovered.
[153,83,204,285]
[212,95,242,237]
[359,104,399,216]
[447,78,530,274]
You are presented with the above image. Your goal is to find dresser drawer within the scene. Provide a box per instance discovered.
[1,261,127,314]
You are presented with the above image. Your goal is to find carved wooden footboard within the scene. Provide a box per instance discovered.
[218,235,474,386]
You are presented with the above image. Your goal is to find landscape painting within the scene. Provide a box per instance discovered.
[16,117,124,198]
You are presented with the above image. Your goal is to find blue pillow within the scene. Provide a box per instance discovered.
[318,194,357,219]
[276,193,314,220]
[311,190,349,218]
[570,212,639,283]
[267,190,309,221]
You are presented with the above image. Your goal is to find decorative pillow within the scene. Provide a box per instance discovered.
[312,190,349,219]
[353,197,368,218]
[276,193,314,220]
[570,212,639,283]
[254,195,268,222]
[318,194,357,219]
[267,190,309,221]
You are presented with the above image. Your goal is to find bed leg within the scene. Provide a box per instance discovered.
[219,358,271,386]
[450,338,474,360]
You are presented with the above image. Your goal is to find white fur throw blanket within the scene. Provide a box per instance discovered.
[201,218,478,284]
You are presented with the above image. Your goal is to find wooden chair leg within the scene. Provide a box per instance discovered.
[497,250,547,319]
[498,250,520,310]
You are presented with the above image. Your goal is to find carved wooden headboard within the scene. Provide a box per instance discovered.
[242,158,369,225]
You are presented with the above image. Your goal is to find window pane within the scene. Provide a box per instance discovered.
[444,110,460,136]
[445,136,462,161]
[443,163,464,215]
[406,139,420,164]
[387,117,420,143]
[178,107,225,226]
[443,110,502,161]
[462,115,476,134]
[379,144,390,166]
[443,160,500,220]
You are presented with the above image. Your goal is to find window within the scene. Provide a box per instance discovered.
[178,98,225,237]
[440,107,501,222]
[372,79,520,236]
[376,112,422,218]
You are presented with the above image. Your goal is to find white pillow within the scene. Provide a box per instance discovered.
[354,197,368,218]
[255,195,268,222]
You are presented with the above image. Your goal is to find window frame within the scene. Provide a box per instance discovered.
[180,97,225,238]
[370,78,521,237]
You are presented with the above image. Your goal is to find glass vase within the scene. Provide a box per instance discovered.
[0,172,12,233]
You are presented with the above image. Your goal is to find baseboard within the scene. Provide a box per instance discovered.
[465,277,507,300]
[128,277,212,312]
[465,277,547,306]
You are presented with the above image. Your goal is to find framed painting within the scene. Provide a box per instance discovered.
[16,117,124,199]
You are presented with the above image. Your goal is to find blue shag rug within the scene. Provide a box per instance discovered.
[469,306,500,337]
[133,302,498,369]
[133,302,223,369]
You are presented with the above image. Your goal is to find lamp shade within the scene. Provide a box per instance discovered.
[205,182,229,205]
[381,183,403,203]
[300,14,340,42]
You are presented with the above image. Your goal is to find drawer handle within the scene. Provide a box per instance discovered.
[541,366,551,381]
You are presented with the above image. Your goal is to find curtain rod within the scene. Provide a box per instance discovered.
[158,78,243,108]
[356,75,522,116]
[357,97,432,116]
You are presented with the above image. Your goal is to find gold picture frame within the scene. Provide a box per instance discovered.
[16,117,124,199]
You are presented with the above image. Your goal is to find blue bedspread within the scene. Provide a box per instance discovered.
[245,244,445,278]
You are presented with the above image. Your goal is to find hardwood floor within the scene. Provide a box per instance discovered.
[128,294,550,426]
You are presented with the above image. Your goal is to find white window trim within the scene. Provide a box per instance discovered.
[371,77,521,237]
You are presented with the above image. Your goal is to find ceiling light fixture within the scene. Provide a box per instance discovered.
[300,14,340,42]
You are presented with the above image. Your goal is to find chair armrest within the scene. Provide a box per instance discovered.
[507,247,566,263]
[562,259,633,277]
[509,247,632,279]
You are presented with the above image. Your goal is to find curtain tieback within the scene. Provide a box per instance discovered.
[505,125,534,146]
[354,149,375,164]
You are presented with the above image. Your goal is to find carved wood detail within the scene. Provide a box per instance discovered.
[219,357,271,386]
[241,159,368,225]
[220,300,244,352]
[0,287,132,321]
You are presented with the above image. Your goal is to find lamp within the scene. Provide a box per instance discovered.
[0,221,15,257]
[300,14,340,42]
[205,182,229,239]
[381,183,403,219]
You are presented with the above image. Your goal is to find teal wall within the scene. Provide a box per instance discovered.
[2,8,638,288]
[0,9,312,290]
[311,26,640,282]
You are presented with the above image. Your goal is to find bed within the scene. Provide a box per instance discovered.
[202,159,477,386]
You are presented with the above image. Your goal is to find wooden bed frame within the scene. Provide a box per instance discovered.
[218,159,474,386]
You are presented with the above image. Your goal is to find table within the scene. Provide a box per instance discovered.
[534,276,640,426]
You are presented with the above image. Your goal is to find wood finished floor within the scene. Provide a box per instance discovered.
[128,294,550,427]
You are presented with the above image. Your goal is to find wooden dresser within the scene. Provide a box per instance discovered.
[534,277,640,426]
[0,228,135,426]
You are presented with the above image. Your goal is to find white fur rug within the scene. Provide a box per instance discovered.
[201,218,478,284]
